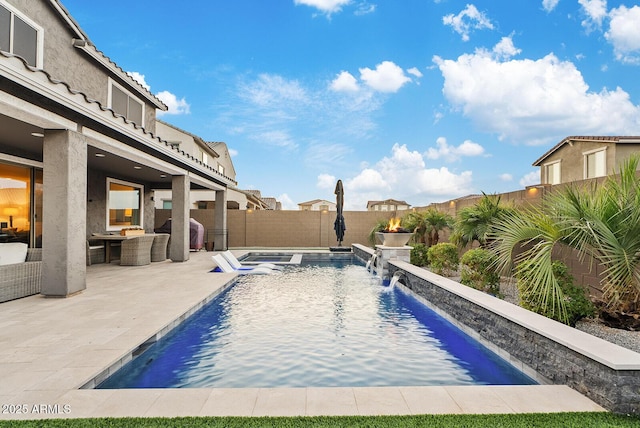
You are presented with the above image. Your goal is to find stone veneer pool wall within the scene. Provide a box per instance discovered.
[352,244,640,414]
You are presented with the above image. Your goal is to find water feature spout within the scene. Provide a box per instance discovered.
[366,253,378,273]
[389,271,405,288]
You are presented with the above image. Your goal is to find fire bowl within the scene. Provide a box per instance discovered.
[375,232,413,247]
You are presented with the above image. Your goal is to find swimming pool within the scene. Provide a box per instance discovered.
[97,254,535,389]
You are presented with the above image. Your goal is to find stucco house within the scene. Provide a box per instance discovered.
[152,121,256,209]
[366,199,411,212]
[533,136,640,185]
[0,0,234,298]
[298,199,337,211]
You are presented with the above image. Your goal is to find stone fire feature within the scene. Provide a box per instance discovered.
[374,245,411,280]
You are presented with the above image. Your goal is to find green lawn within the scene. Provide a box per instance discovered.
[1,413,639,428]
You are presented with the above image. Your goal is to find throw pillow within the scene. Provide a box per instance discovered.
[0,242,29,266]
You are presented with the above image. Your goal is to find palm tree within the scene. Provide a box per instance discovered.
[451,193,513,249]
[490,155,640,324]
[403,209,452,246]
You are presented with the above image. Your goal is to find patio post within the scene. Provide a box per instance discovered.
[41,129,87,297]
[170,174,190,262]
[213,189,227,251]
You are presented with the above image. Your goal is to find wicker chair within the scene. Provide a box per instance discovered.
[86,240,105,266]
[0,248,42,303]
[151,233,170,262]
[119,235,155,266]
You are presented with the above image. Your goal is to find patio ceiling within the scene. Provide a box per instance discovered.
[0,113,211,190]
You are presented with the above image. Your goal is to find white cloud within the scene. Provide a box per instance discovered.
[127,72,150,90]
[216,72,381,154]
[242,74,307,107]
[499,173,513,182]
[407,67,423,78]
[433,37,640,146]
[255,130,298,150]
[343,143,474,209]
[228,148,239,157]
[605,5,640,64]
[354,2,376,15]
[359,61,411,93]
[330,71,360,92]
[156,90,191,116]
[542,0,560,13]
[277,193,298,210]
[294,0,351,15]
[493,35,521,60]
[519,171,540,187]
[425,137,485,162]
[442,4,494,42]
[578,0,608,31]
[127,71,190,116]
[317,174,337,189]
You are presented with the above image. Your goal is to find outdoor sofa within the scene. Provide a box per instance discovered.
[0,243,42,303]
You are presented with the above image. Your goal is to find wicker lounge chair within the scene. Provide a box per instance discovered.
[120,235,155,266]
[0,248,42,303]
[151,233,170,262]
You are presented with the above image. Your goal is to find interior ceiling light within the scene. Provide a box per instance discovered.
[31,132,44,138]
[95,153,106,157]
[133,166,142,169]
[160,174,167,178]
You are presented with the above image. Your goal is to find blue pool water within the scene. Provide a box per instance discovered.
[98,255,535,388]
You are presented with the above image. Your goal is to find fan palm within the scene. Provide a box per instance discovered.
[451,193,513,249]
[490,155,640,324]
[403,209,452,246]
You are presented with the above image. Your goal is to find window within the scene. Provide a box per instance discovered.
[162,200,172,209]
[109,79,144,126]
[584,149,606,179]
[218,164,225,176]
[544,161,561,185]
[0,2,43,67]
[107,178,143,230]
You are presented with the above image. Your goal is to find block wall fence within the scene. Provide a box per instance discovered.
[155,174,618,296]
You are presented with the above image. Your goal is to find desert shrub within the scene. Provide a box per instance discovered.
[516,260,595,326]
[460,248,501,296]
[427,243,459,276]
[410,243,429,267]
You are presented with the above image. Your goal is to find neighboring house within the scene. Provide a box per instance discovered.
[533,136,640,185]
[155,120,221,170]
[0,0,234,298]
[153,123,251,209]
[298,199,337,211]
[366,199,411,212]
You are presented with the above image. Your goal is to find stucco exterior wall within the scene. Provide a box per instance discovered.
[539,141,640,185]
[87,169,155,236]
[5,0,158,132]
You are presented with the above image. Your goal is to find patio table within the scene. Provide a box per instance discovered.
[92,233,154,263]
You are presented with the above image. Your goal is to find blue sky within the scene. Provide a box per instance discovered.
[61,0,640,210]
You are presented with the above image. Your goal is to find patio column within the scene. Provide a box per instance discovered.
[214,188,227,251]
[41,129,87,297]
[170,174,190,262]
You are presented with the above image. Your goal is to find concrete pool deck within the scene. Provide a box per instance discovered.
[0,250,605,420]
